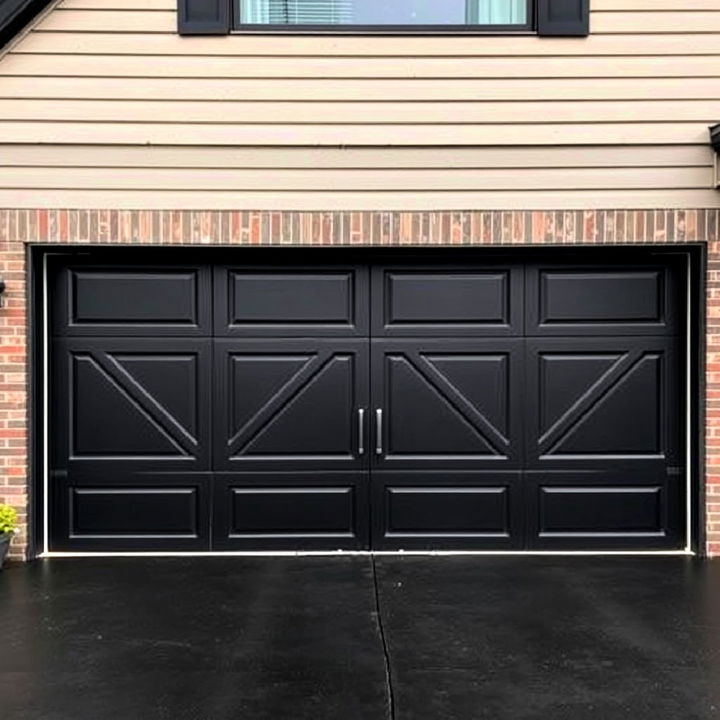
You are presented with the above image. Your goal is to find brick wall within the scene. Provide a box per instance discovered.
[1,208,718,559]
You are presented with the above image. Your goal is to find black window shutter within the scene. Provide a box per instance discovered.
[537,0,589,36]
[178,0,230,35]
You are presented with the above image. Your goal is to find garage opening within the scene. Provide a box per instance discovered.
[38,247,694,553]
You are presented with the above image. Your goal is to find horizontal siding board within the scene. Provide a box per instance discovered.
[1,99,720,123]
[0,121,711,145]
[592,12,720,34]
[0,166,709,191]
[594,0,720,8]
[0,188,716,211]
[61,0,176,7]
[17,32,720,57]
[1,145,711,169]
[35,10,176,32]
[1,101,719,127]
[1,77,718,101]
[4,54,720,78]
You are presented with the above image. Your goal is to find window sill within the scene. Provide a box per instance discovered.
[230,28,537,36]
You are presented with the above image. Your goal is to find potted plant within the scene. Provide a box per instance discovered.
[0,504,18,569]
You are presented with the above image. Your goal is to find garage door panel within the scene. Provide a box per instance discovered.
[53,338,212,470]
[50,261,212,337]
[372,264,523,337]
[214,339,370,471]
[372,339,523,470]
[212,473,369,550]
[51,472,211,552]
[371,472,524,550]
[47,253,686,553]
[526,471,684,550]
[525,337,680,469]
[526,263,681,336]
[214,265,369,336]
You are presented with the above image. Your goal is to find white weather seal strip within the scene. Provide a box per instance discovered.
[685,254,693,553]
[39,550,696,559]
[42,253,49,555]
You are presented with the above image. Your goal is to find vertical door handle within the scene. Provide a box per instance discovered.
[375,408,383,455]
[358,408,365,456]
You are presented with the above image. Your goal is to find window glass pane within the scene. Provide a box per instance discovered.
[237,0,528,26]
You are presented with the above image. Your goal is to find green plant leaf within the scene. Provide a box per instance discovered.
[0,504,18,536]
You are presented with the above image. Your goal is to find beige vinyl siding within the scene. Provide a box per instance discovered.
[0,0,718,210]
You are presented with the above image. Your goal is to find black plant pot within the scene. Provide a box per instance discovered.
[0,533,11,569]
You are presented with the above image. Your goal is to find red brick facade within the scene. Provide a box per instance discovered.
[1,207,718,559]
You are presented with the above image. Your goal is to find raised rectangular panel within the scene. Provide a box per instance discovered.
[527,264,679,335]
[70,487,198,537]
[215,266,369,336]
[538,486,662,535]
[542,271,661,322]
[525,471,684,550]
[51,264,211,336]
[371,472,524,550]
[212,473,369,550]
[389,273,506,323]
[231,273,351,323]
[49,472,212,551]
[386,487,510,535]
[74,272,196,323]
[372,265,522,336]
[229,488,354,535]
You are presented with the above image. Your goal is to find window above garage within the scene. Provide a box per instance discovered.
[178,0,589,36]
[235,0,532,31]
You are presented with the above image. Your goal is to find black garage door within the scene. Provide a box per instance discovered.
[48,252,685,552]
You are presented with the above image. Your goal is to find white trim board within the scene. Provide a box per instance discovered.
[685,253,694,553]
[40,550,696,559]
[42,251,49,556]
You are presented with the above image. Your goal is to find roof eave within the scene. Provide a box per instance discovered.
[711,124,720,154]
[0,0,53,50]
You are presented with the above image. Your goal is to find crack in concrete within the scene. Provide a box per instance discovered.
[371,556,396,720]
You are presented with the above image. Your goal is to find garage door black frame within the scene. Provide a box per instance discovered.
[27,244,707,557]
